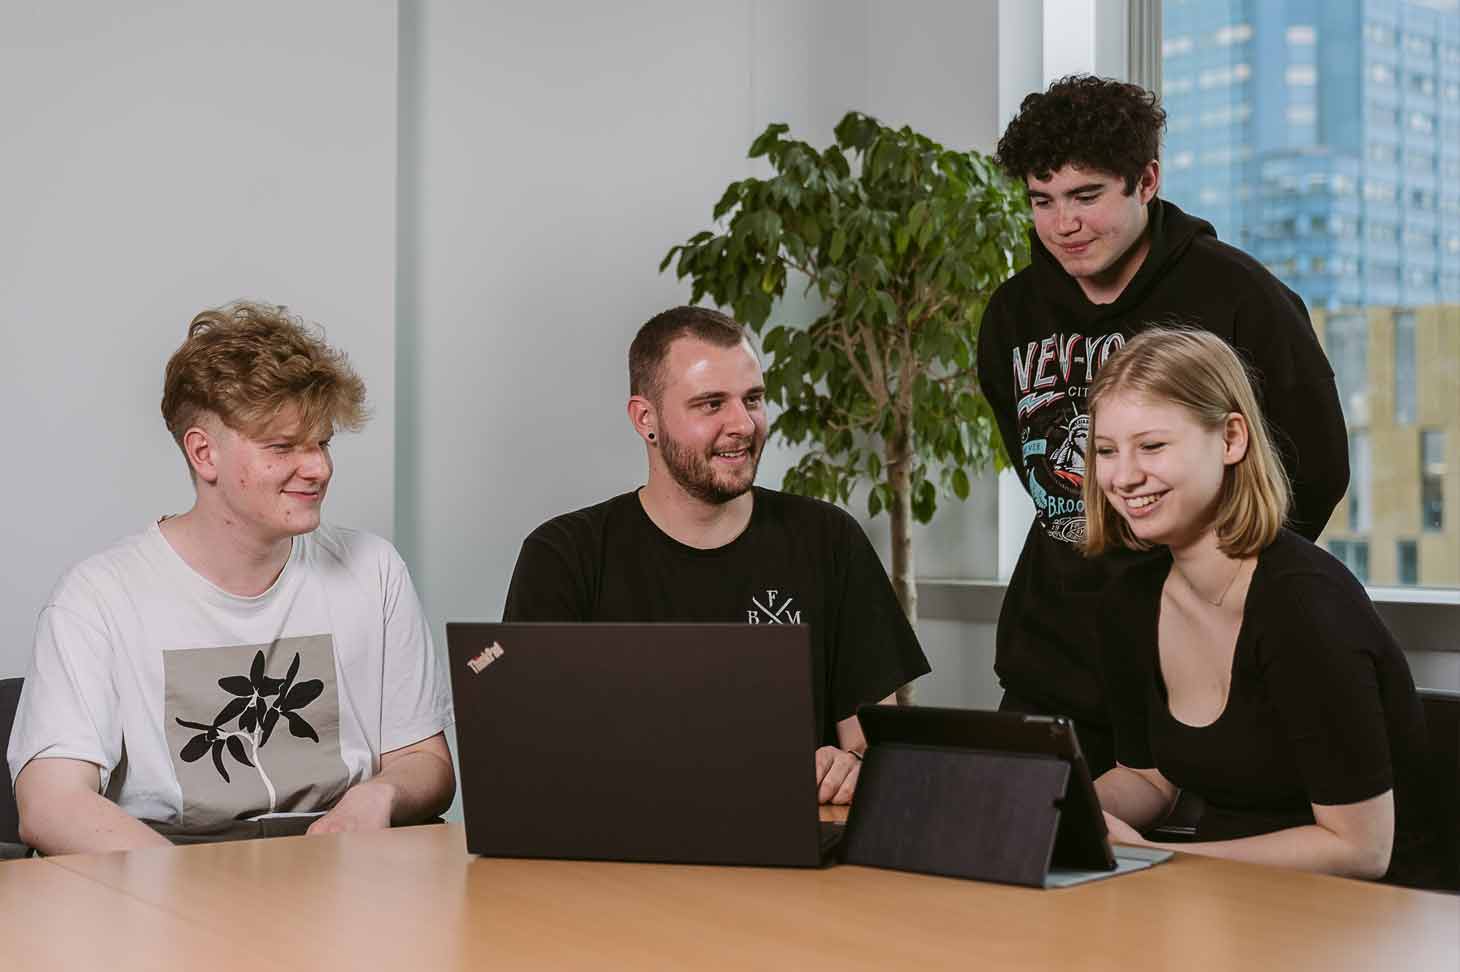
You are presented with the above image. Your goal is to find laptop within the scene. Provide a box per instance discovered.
[445,622,834,867]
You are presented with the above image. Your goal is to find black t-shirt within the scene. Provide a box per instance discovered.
[501,487,931,746]
[976,199,1350,726]
[1100,529,1437,886]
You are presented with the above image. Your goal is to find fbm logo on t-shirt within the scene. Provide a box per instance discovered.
[747,589,801,624]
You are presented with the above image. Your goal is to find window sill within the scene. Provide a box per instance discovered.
[916,579,1460,653]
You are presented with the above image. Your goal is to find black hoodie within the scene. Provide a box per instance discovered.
[976,199,1349,728]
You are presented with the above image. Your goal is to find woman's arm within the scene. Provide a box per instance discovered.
[1112,789,1394,880]
[1095,763,1179,832]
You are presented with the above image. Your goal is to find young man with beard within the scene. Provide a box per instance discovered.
[976,76,1349,776]
[502,306,930,804]
[9,302,454,853]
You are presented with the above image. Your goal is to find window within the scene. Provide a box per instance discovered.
[1365,23,1396,48]
[1155,2,1460,596]
[1394,311,1415,424]
[1422,430,1446,532]
[1286,25,1316,46]
[1286,65,1317,86]
[1215,24,1253,46]
[1329,540,1371,584]
[1349,432,1372,533]
[1404,34,1435,59]
[1369,143,1397,163]
[1397,541,1419,586]
[1286,104,1316,125]
[1327,314,1369,425]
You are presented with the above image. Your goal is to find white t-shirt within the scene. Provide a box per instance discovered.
[7,521,452,835]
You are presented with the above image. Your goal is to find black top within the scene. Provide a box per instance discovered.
[1100,529,1436,886]
[976,199,1350,726]
[501,487,931,746]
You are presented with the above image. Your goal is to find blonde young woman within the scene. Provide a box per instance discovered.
[1085,327,1437,888]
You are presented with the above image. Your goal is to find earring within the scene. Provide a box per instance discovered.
[647,432,656,441]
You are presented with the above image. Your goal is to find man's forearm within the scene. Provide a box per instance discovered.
[367,748,456,825]
[20,786,171,856]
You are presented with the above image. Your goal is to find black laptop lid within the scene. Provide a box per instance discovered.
[446,622,822,867]
[854,705,1115,870]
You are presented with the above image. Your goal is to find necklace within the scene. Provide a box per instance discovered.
[1174,558,1245,608]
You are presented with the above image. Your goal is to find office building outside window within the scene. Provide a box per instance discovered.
[1163,0,1460,589]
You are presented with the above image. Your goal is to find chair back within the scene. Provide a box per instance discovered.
[0,677,22,845]
[1418,688,1460,891]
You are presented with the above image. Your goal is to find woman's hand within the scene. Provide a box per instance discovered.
[1102,810,1146,847]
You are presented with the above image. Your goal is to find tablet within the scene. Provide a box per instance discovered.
[854,705,1115,871]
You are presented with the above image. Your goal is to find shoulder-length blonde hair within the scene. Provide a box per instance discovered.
[1081,327,1291,558]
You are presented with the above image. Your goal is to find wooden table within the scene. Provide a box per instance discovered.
[4,823,1456,970]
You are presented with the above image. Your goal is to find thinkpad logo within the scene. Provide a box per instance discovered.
[747,589,801,624]
[467,641,504,674]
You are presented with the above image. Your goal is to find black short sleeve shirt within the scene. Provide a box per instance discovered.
[1099,530,1435,883]
[502,487,931,745]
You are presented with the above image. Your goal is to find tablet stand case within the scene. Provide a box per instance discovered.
[842,743,1078,888]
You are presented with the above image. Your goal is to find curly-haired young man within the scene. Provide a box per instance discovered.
[976,76,1349,775]
[8,302,455,853]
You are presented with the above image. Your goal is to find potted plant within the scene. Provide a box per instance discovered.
[662,111,1031,695]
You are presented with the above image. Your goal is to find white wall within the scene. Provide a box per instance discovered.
[0,2,398,677]
[397,0,1002,657]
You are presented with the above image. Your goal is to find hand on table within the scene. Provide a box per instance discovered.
[815,745,862,805]
[306,781,395,836]
[1102,810,1145,847]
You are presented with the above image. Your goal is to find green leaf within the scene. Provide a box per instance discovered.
[829,228,847,262]
[748,123,790,158]
[867,487,883,518]
[875,290,898,325]
[952,467,970,501]
[712,183,741,221]
[761,264,780,295]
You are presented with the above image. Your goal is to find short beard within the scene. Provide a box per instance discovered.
[658,428,763,505]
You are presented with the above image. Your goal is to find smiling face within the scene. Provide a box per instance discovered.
[1091,392,1246,550]
[1027,162,1159,302]
[193,409,334,544]
[646,336,768,505]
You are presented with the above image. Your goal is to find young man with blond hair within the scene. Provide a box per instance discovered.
[9,301,454,853]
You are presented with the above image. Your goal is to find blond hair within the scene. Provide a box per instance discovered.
[161,301,368,465]
[1081,327,1291,557]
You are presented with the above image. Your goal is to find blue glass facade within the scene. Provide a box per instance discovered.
[1162,0,1460,310]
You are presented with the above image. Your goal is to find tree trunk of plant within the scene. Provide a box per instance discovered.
[887,430,917,706]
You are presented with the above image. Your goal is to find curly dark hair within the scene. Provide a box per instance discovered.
[995,75,1166,193]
